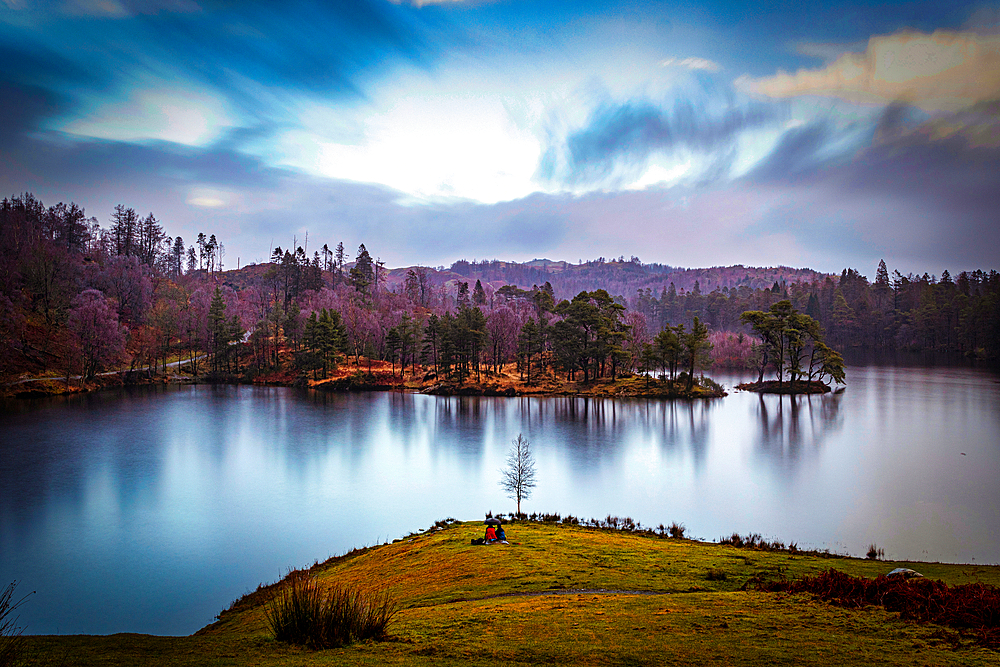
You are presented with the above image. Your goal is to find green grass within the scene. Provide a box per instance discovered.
[19,521,1000,665]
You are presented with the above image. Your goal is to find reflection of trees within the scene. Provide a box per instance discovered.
[0,384,201,525]
[752,390,844,468]
[646,400,717,471]
[428,396,489,457]
[537,397,718,470]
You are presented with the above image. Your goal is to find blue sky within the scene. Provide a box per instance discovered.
[1,0,998,275]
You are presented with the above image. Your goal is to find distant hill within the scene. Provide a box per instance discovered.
[381,258,832,301]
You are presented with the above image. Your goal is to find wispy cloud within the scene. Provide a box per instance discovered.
[736,29,1000,112]
[660,57,721,72]
[540,96,780,189]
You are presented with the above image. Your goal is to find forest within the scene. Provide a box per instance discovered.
[2,192,998,393]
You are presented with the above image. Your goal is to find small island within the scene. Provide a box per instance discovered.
[308,364,727,399]
[736,379,832,394]
[736,300,846,394]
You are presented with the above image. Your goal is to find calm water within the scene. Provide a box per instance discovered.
[2,366,999,636]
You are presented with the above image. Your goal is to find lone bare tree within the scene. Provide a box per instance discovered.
[500,434,536,516]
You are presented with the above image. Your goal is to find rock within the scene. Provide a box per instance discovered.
[886,567,924,579]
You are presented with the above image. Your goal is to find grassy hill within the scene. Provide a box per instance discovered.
[17,521,1000,666]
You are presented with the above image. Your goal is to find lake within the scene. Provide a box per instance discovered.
[2,365,999,635]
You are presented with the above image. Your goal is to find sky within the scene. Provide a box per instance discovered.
[1,0,999,276]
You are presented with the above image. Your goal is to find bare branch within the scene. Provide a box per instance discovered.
[499,433,536,515]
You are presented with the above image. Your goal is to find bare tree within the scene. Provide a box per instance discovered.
[500,433,536,516]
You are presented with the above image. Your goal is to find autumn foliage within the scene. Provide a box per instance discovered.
[758,568,1000,648]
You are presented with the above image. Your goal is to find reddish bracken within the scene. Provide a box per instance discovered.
[758,568,1000,649]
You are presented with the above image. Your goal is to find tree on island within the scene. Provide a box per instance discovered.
[681,316,712,391]
[740,300,845,389]
[500,434,536,516]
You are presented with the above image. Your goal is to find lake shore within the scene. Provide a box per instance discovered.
[16,520,1000,665]
[309,365,727,399]
[3,356,729,400]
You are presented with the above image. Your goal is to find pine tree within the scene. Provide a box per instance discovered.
[350,244,374,293]
[172,237,185,275]
[334,241,345,285]
[473,279,487,306]
[208,287,228,373]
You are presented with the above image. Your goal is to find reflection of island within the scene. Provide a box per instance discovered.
[752,390,844,465]
[489,396,720,470]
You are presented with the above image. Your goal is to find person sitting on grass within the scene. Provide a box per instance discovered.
[496,524,507,543]
[485,524,497,543]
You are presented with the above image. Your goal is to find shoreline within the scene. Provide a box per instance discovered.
[3,363,734,400]
[15,520,1000,665]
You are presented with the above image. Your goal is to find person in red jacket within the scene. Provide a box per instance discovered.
[485,524,497,542]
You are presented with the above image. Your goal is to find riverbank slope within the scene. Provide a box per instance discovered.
[18,521,1000,666]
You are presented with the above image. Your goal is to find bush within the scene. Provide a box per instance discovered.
[866,543,885,560]
[264,575,397,649]
[757,568,1000,649]
[697,374,726,394]
[1,582,30,667]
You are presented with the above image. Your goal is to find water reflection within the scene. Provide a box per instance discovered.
[751,390,844,466]
[505,398,712,477]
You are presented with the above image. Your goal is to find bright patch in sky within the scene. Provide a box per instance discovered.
[628,160,693,190]
[278,92,543,203]
[61,87,232,146]
[186,188,232,208]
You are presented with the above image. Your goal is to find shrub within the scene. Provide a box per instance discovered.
[719,532,793,552]
[668,522,686,539]
[1,582,30,667]
[757,568,1000,649]
[866,543,885,560]
[697,374,726,393]
[264,575,397,649]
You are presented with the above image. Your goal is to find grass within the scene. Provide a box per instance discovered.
[1,582,30,667]
[758,568,1000,649]
[263,574,396,648]
[18,521,1000,666]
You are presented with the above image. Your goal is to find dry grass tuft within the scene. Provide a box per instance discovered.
[264,575,397,649]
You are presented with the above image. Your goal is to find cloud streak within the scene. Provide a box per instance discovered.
[541,97,781,188]
[660,57,721,72]
[737,29,1000,112]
